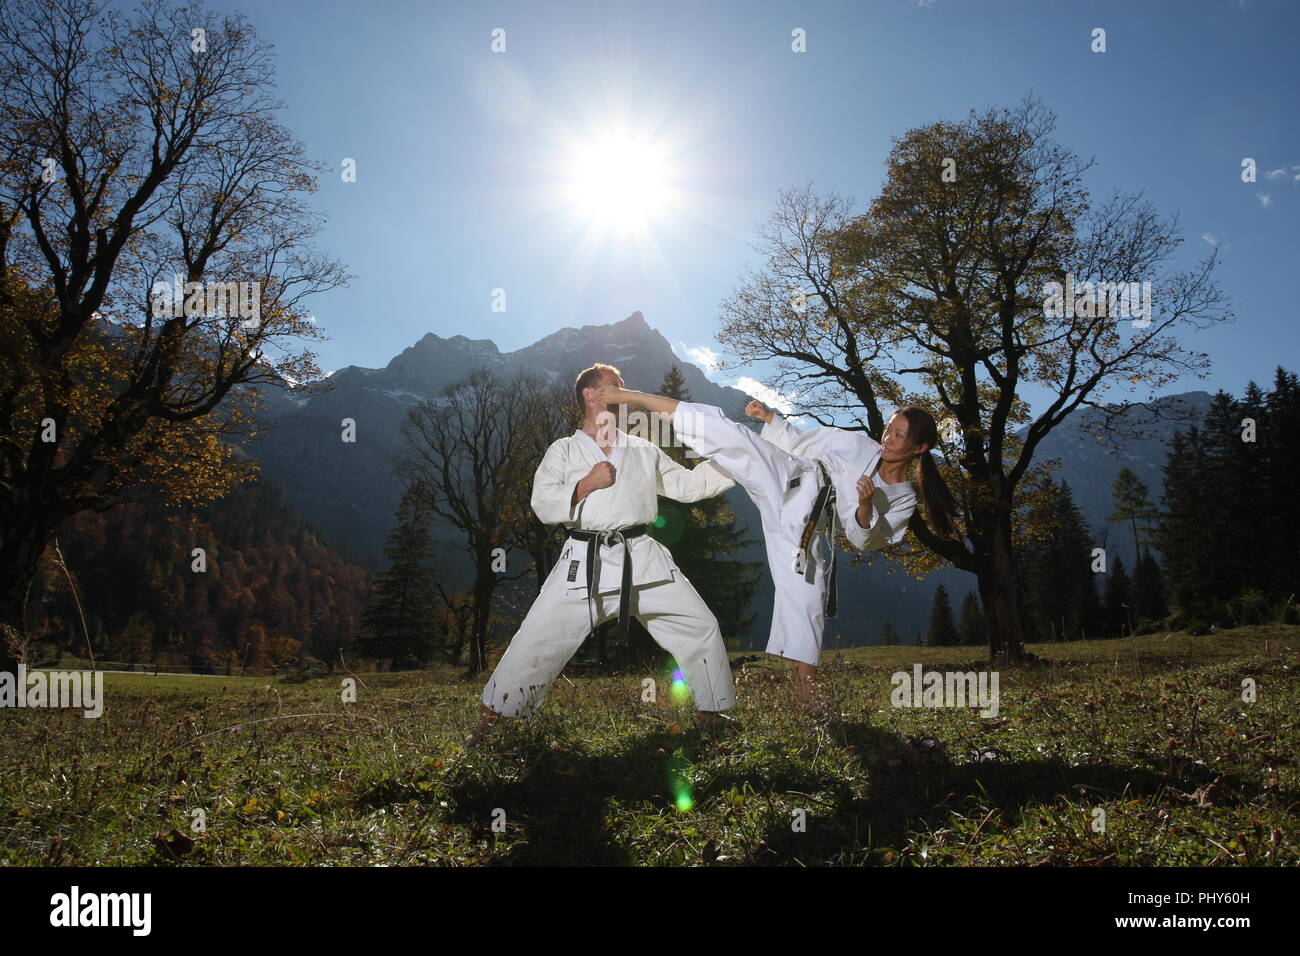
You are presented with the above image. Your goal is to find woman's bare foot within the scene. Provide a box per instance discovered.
[595,384,679,417]
[464,707,500,749]
[594,383,637,406]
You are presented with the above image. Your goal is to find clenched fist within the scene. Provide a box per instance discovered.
[854,473,876,529]
[745,400,774,424]
[572,460,616,506]
[586,461,617,490]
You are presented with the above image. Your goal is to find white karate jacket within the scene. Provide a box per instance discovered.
[760,414,917,550]
[531,429,736,593]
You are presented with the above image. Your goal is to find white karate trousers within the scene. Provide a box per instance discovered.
[481,558,735,718]
[671,402,831,666]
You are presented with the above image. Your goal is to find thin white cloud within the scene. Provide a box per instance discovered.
[676,342,719,372]
[1264,168,1288,180]
[1256,192,1273,208]
[733,376,798,415]
[1201,232,1218,246]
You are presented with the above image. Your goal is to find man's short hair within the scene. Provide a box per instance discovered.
[574,363,621,408]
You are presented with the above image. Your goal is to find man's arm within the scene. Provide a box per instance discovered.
[530,440,585,525]
[654,445,735,502]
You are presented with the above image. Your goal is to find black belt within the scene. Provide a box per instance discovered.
[793,463,838,618]
[569,525,648,646]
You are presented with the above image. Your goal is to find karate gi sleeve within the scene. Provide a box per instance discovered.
[761,414,879,462]
[759,413,810,455]
[530,440,583,525]
[654,446,736,502]
[851,490,918,551]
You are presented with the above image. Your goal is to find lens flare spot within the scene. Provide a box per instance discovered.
[670,669,690,702]
[668,746,693,812]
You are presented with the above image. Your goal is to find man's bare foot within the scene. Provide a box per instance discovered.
[694,710,733,737]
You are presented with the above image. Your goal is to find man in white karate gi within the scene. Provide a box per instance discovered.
[467,363,738,746]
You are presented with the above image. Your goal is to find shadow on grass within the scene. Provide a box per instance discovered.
[439,727,703,865]
[747,718,1288,865]
[362,714,1290,866]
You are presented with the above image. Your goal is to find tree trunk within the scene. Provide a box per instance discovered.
[0,517,50,674]
[974,505,1031,665]
[465,559,497,677]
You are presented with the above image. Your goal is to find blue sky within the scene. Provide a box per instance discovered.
[197,0,1297,411]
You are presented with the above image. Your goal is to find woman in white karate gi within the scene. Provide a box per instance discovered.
[595,382,959,711]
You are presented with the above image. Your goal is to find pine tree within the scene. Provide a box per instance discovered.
[1101,555,1134,638]
[927,585,959,646]
[959,592,986,646]
[1107,468,1160,561]
[1082,568,1102,640]
[880,620,899,646]
[1131,550,1168,628]
[360,482,442,668]
[1159,428,1217,630]
[1263,368,1300,604]
[1020,477,1097,641]
[1200,391,1254,606]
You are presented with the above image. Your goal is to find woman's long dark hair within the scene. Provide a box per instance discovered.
[895,406,960,540]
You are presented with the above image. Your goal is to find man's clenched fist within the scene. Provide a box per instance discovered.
[587,461,616,490]
[572,460,616,506]
[745,400,774,423]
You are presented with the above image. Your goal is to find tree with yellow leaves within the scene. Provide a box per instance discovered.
[717,96,1229,664]
[0,0,348,671]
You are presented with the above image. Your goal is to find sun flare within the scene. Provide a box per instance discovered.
[561,130,678,233]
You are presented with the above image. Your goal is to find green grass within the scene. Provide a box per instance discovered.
[1,625,1296,865]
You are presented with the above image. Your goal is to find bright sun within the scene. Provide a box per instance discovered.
[561,130,678,233]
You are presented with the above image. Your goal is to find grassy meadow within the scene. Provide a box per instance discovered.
[1,625,1296,866]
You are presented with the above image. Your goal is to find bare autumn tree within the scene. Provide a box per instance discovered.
[0,0,347,670]
[507,372,580,596]
[718,95,1229,664]
[394,368,551,675]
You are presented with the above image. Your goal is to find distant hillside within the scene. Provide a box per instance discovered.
[31,478,369,673]
[1021,392,1213,561]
